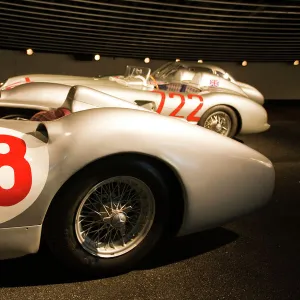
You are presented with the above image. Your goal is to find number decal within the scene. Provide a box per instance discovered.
[186,94,204,122]
[169,93,185,118]
[152,90,166,114]
[0,135,32,206]
[151,90,204,121]
[0,127,49,224]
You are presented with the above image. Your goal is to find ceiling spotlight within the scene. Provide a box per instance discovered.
[293,60,299,66]
[198,59,203,63]
[175,58,180,62]
[144,57,150,63]
[242,60,247,67]
[26,48,33,55]
[94,54,100,61]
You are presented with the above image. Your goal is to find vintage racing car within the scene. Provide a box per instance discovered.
[0,107,275,276]
[151,61,264,105]
[0,65,270,138]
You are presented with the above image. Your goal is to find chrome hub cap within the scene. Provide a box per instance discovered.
[75,176,155,258]
[204,111,232,136]
[110,212,127,228]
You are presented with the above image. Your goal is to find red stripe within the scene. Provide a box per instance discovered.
[4,77,31,90]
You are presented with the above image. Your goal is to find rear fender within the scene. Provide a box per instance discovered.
[201,93,268,134]
[0,82,71,110]
[62,85,148,112]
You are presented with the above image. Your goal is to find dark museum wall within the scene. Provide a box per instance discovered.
[0,50,299,100]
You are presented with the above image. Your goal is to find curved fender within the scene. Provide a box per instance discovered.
[4,108,274,235]
[64,85,150,112]
[235,81,264,105]
[0,82,71,110]
[201,93,269,134]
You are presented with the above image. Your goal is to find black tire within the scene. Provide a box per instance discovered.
[198,105,238,137]
[44,156,171,277]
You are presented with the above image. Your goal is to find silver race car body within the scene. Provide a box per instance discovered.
[0,107,274,275]
[151,61,264,105]
[1,62,264,105]
[0,65,270,137]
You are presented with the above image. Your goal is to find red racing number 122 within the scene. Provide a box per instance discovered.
[0,135,32,207]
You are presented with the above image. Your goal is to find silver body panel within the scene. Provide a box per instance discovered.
[0,108,274,259]
[0,226,41,259]
[0,76,269,135]
[151,62,265,105]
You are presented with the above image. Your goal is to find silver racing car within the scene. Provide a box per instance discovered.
[0,64,270,137]
[151,61,264,105]
[0,106,274,276]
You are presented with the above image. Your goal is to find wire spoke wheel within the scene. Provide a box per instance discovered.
[203,111,232,136]
[75,176,155,258]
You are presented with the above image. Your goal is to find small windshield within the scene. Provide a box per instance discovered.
[152,62,213,81]
[124,65,151,81]
[151,62,173,78]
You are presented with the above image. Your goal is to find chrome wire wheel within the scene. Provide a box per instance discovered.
[75,176,155,258]
[203,111,232,136]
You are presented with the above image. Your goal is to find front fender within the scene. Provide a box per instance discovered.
[1,108,274,236]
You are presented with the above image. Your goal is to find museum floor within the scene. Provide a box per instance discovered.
[0,101,299,300]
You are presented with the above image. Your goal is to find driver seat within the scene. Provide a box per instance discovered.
[30,107,71,121]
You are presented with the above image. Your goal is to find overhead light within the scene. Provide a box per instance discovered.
[293,60,299,66]
[144,57,150,63]
[198,59,203,63]
[242,60,247,67]
[175,58,180,62]
[94,54,100,61]
[26,48,33,55]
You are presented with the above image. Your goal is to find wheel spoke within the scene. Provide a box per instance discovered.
[75,176,155,258]
[204,111,232,136]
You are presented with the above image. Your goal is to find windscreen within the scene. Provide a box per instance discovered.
[152,63,213,81]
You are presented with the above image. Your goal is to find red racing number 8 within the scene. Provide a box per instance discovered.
[0,135,32,207]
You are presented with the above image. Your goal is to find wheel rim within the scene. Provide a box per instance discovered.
[75,176,155,258]
[203,111,232,136]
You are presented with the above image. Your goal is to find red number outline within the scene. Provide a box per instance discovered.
[0,135,32,207]
[152,90,204,121]
[152,90,166,114]
[169,93,185,118]
[186,94,204,122]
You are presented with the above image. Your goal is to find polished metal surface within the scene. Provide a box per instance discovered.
[0,67,269,136]
[74,176,155,258]
[0,225,41,260]
[204,111,232,136]
[0,106,275,259]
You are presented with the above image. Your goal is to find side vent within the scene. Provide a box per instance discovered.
[34,123,49,143]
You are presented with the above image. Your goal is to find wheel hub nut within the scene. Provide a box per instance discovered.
[111,212,127,228]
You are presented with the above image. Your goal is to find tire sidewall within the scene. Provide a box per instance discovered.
[199,105,238,137]
[46,157,171,275]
